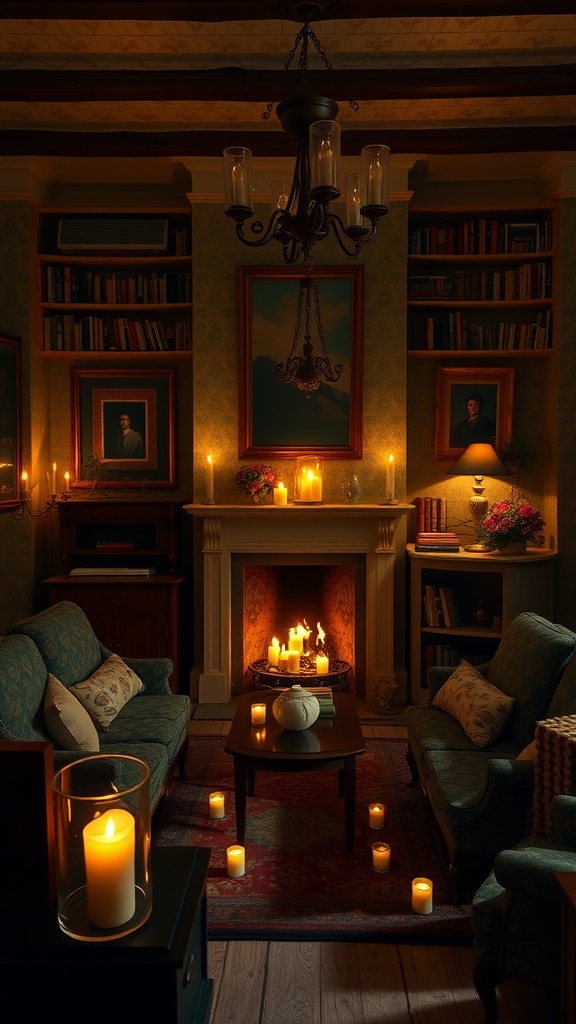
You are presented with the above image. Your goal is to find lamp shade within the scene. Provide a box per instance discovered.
[446,443,511,477]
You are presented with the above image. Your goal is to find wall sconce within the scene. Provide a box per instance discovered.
[446,442,510,551]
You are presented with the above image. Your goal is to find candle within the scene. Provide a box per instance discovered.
[231,159,247,207]
[278,647,289,672]
[227,844,246,878]
[21,470,29,499]
[287,650,300,673]
[251,703,266,726]
[412,878,433,915]
[385,454,395,501]
[316,653,329,675]
[369,802,386,829]
[288,630,303,654]
[64,471,70,492]
[209,792,225,819]
[372,842,391,873]
[51,461,57,495]
[268,637,280,666]
[300,468,312,501]
[274,483,287,506]
[82,809,135,929]
[205,454,214,502]
[310,473,322,501]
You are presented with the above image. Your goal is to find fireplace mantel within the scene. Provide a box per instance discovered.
[184,503,413,704]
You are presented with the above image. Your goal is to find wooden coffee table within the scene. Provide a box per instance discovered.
[224,691,366,853]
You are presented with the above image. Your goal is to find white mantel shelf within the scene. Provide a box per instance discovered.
[185,502,414,704]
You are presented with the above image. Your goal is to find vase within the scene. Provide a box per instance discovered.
[272,684,320,731]
[493,539,527,555]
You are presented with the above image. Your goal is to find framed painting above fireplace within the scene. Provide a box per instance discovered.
[238,265,364,459]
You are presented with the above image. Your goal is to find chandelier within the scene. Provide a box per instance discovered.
[223,2,390,266]
[276,273,342,395]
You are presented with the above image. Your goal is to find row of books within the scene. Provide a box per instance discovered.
[422,584,463,628]
[415,532,460,553]
[42,314,191,352]
[408,263,551,301]
[424,643,460,672]
[304,686,335,717]
[43,266,191,305]
[408,310,551,351]
[413,496,448,535]
[409,218,552,256]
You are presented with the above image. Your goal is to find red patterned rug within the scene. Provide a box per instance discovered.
[153,735,472,943]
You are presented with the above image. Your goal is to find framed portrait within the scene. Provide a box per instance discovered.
[72,369,175,488]
[435,366,514,462]
[238,265,364,459]
[0,333,21,511]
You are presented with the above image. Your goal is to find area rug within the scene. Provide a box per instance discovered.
[153,735,472,943]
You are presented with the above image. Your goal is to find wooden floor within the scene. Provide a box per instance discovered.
[188,718,555,1024]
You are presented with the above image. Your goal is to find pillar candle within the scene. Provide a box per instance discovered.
[205,454,214,502]
[227,845,246,878]
[288,630,303,654]
[268,637,280,666]
[412,878,433,915]
[278,648,289,672]
[287,650,300,673]
[369,802,385,829]
[300,469,312,501]
[310,474,322,501]
[316,653,329,675]
[251,703,266,726]
[274,483,287,506]
[385,454,395,501]
[83,809,135,929]
[372,842,391,873]
[209,792,225,819]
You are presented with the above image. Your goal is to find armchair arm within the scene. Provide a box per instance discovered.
[494,844,576,902]
[552,795,576,846]
[487,757,535,799]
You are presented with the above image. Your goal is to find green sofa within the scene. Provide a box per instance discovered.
[405,612,576,903]
[1,601,191,812]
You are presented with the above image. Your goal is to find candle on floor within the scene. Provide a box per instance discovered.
[209,792,225,819]
[372,842,391,873]
[412,878,433,915]
[268,637,280,667]
[274,482,287,506]
[287,650,300,673]
[316,653,329,675]
[369,802,385,829]
[83,809,135,929]
[227,845,246,878]
[251,703,266,726]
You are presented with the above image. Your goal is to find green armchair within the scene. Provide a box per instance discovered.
[471,794,576,1024]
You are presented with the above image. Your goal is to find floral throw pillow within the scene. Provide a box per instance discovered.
[70,654,144,731]
[433,659,514,747]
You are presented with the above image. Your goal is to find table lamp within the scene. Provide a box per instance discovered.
[447,443,510,551]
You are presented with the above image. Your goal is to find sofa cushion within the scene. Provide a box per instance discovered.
[433,660,515,747]
[101,693,191,763]
[6,601,106,687]
[43,674,100,751]
[70,654,144,731]
[485,612,576,749]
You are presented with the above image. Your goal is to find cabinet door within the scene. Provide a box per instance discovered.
[115,607,169,660]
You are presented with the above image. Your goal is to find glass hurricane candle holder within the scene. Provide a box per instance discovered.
[294,457,323,503]
[52,754,152,942]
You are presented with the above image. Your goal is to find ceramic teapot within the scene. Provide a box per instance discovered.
[272,684,320,731]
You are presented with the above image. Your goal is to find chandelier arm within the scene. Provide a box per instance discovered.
[328,211,378,256]
[234,209,289,248]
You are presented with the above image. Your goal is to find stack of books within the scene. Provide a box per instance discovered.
[306,686,336,717]
[415,532,460,553]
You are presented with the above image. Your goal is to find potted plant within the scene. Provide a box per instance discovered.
[478,499,546,553]
[235,464,279,504]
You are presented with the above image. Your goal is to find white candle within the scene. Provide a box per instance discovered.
[288,630,303,654]
[372,842,391,872]
[274,483,287,506]
[385,454,395,501]
[251,703,266,726]
[209,792,225,819]
[51,461,57,494]
[205,454,214,502]
[316,653,329,675]
[231,160,247,207]
[64,471,70,491]
[369,802,386,829]
[278,647,289,672]
[268,637,280,666]
[227,844,246,878]
[310,474,322,501]
[287,650,300,673]
[412,878,433,915]
[83,809,135,929]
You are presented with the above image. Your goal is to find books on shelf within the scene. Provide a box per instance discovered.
[422,584,462,628]
[69,567,156,577]
[415,530,460,553]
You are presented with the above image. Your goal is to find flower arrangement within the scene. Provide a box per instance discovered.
[235,463,279,503]
[479,499,546,551]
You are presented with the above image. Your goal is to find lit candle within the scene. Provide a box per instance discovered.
[205,454,214,502]
[251,703,266,726]
[369,802,386,829]
[209,792,225,819]
[227,844,246,878]
[268,637,280,667]
[412,878,433,915]
[274,482,287,506]
[385,454,395,501]
[316,653,329,675]
[287,650,300,673]
[278,647,289,672]
[21,470,29,499]
[82,809,135,929]
[51,461,57,495]
[288,629,303,654]
[300,468,312,501]
[64,471,70,492]
[372,842,391,873]
[310,473,322,501]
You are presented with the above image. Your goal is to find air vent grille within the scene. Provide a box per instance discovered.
[57,218,169,253]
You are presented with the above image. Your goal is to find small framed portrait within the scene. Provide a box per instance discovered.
[72,369,175,488]
[0,333,21,510]
[435,366,514,462]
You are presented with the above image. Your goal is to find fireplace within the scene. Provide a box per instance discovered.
[184,503,411,704]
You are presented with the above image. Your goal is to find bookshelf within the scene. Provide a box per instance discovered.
[36,209,192,358]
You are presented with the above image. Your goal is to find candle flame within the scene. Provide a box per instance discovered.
[316,621,326,647]
[104,814,116,839]
[289,621,311,641]
[270,636,280,649]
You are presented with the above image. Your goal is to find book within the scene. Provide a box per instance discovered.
[415,544,460,553]
[69,567,156,577]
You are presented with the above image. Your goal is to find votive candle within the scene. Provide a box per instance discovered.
[274,483,287,506]
[227,845,246,878]
[369,802,385,829]
[209,792,225,819]
[316,653,329,675]
[372,842,391,873]
[412,877,433,915]
[251,703,266,726]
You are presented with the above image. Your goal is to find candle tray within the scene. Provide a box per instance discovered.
[248,658,351,691]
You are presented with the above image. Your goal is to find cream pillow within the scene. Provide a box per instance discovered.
[44,673,100,751]
[70,654,144,731]
[433,659,515,748]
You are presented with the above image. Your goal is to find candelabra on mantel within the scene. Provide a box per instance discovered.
[13,477,72,521]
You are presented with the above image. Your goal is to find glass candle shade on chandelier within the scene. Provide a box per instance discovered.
[446,443,511,552]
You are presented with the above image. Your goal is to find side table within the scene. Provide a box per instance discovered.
[533,715,576,838]
[0,846,212,1024]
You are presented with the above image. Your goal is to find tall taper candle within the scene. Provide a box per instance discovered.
[205,454,214,502]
